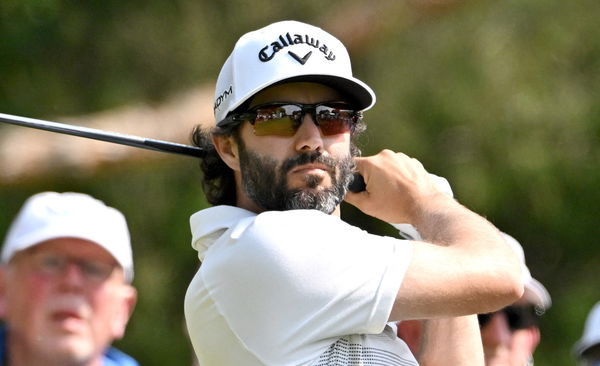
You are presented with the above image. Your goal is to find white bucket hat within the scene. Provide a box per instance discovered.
[573,301,600,358]
[213,20,376,125]
[2,192,134,282]
[502,233,551,311]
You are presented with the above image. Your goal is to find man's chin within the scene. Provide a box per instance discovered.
[38,336,95,364]
[288,175,332,190]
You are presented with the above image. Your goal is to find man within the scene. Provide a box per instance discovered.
[185,20,523,365]
[573,301,600,366]
[397,233,552,366]
[0,192,138,366]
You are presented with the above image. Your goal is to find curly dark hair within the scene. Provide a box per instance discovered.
[191,120,366,206]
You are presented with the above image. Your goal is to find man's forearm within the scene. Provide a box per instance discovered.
[393,195,524,318]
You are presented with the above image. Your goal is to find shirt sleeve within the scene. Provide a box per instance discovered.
[199,210,414,365]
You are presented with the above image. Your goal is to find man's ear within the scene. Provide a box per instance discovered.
[213,134,241,172]
[111,285,138,340]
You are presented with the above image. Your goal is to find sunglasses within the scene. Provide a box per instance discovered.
[29,251,117,284]
[221,102,362,137]
[478,305,541,331]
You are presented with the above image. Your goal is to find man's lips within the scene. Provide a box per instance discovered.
[290,163,330,174]
[52,310,84,322]
[51,310,87,333]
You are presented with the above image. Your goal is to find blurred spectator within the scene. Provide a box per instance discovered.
[398,232,551,366]
[0,192,138,366]
[573,301,600,366]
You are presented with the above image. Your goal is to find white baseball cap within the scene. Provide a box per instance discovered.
[502,233,551,311]
[213,20,376,125]
[573,301,600,358]
[2,192,134,283]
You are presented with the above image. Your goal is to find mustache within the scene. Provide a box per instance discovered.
[281,151,338,174]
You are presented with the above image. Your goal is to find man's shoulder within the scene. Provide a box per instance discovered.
[193,205,255,221]
[192,206,343,232]
[191,205,256,236]
[250,209,350,234]
[191,206,358,255]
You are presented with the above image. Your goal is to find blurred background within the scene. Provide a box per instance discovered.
[1,0,598,364]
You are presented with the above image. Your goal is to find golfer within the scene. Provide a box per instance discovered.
[184,20,523,365]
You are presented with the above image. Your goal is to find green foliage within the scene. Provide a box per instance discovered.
[1,0,599,364]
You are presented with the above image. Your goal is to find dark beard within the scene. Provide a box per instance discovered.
[238,146,354,214]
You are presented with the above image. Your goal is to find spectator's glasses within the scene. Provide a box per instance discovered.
[29,251,117,283]
[478,305,541,331]
[222,102,362,136]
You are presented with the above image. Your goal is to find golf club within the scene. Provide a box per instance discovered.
[0,112,367,192]
[0,112,205,158]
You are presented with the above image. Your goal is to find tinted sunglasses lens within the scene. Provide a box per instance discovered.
[504,305,538,330]
[315,106,354,136]
[253,105,301,136]
[477,313,493,327]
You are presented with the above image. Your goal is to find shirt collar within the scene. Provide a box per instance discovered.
[189,205,256,258]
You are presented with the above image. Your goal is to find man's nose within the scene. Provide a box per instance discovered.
[58,262,86,288]
[294,113,323,152]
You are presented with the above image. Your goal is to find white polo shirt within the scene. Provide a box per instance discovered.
[185,206,417,366]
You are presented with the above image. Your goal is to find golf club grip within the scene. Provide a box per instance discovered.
[143,139,205,157]
[348,173,366,193]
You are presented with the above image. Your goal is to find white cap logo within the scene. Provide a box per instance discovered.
[257,32,336,63]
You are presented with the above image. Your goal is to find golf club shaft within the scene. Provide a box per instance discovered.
[0,112,205,158]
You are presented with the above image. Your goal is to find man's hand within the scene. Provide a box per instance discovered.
[345,150,451,224]
[346,149,524,319]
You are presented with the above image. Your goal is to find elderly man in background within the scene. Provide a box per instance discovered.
[0,192,138,366]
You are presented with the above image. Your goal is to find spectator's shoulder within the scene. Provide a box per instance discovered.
[103,346,139,366]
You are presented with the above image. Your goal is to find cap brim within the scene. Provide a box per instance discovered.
[572,338,600,358]
[572,302,600,358]
[281,74,375,111]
